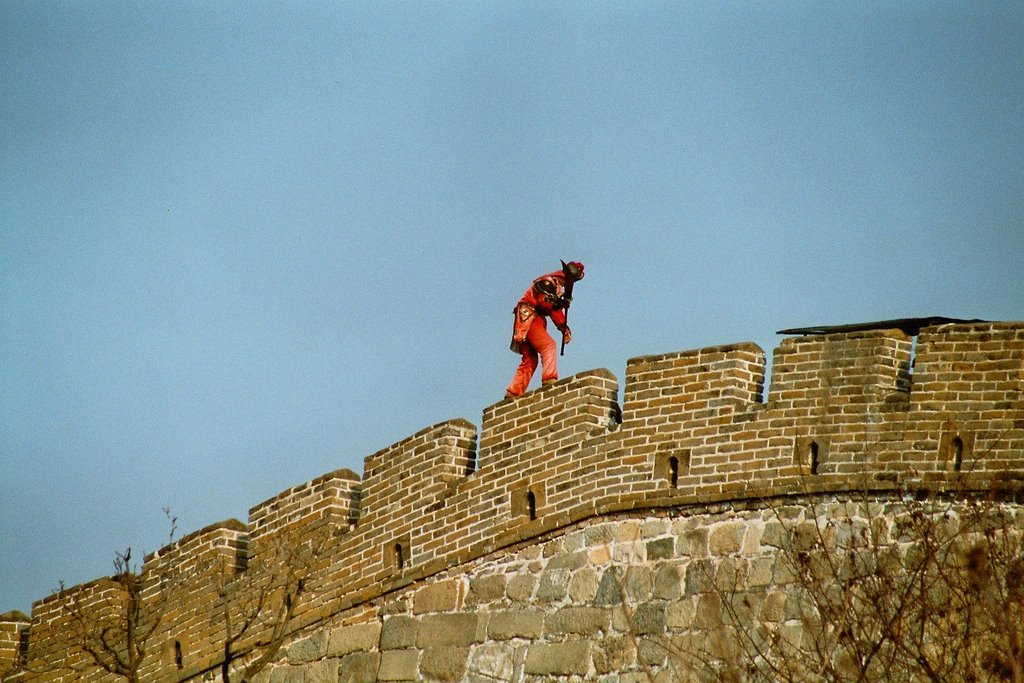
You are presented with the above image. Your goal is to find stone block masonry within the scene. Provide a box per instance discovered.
[3,321,1022,682]
[243,498,1024,681]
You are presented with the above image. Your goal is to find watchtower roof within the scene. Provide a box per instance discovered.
[777,316,990,337]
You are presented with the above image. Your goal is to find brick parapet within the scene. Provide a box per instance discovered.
[143,518,248,578]
[0,612,29,680]
[136,520,252,681]
[7,321,1023,682]
[25,578,128,682]
[359,421,476,531]
[623,342,766,424]
[480,369,620,467]
[620,343,769,498]
[895,323,1024,483]
[768,329,913,415]
[912,322,1024,414]
[247,467,361,550]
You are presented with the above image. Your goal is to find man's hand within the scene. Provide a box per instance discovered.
[561,327,572,345]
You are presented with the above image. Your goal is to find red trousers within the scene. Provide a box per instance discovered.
[507,315,558,396]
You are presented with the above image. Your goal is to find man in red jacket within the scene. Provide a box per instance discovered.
[505,260,585,398]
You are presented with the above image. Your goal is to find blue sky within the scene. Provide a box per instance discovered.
[1,2,1021,614]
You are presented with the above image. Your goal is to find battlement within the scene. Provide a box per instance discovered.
[143,519,248,577]
[22,577,130,680]
[360,420,476,532]
[0,613,28,678]
[247,467,361,555]
[6,321,1023,682]
[769,329,912,413]
[912,321,1024,413]
[480,369,619,468]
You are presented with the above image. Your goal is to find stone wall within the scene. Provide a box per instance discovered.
[243,496,1024,682]
[3,321,1022,682]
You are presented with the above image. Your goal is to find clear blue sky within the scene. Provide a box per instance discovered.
[2,2,1021,614]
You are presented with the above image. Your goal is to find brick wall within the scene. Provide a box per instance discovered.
[24,577,130,682]
[248,468,362,551]
[0,612,28,679]
[137,520,249,681]
[5,321,1023,682]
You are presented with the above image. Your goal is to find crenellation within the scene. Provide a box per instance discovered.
[479,369,619,470]
[359,420,476,529]
[143,518,249,578]
[0,613,29,680]
[133,520,256,681]
[6,321,1024,682]
[25,577,130,682]
[248,467,362,549]
[622,344,765,436]
[767,329,913,416]
[912,323,1024,417]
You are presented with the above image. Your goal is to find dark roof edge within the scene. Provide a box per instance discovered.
[777,317,990,336]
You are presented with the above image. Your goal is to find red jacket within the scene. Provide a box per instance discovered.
[510,270,570,351]
[521,270,570,326]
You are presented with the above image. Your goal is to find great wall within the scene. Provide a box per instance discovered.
[2,320,1022,682]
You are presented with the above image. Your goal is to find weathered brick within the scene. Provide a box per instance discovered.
[524,640,591,676]
[761,591,787,622]
[416,614,481,648]
[546,550,588,571]
[545,606,609,636]
[420,647,469,681]
[468,643,518,681]
[304,658,339,683]
[678,527,709,556]
[665,596,697,629]
[646,537,675,560]
[506,574,536,602]
[629,602,666,635]
[377,650,418,681]
[328,621,382,656]
[487,610,544,640]
[286,632,326,662]
[534,569,569,602]
[653,563,685,600]
[338,652,381,683]
[685,559,715,595]
[595,567,624,606]
[269,666,304,683]
[589,544,613,565]
[695,593,723,628]
[709,522,745,555]
[568,567,600,602]
[467,574,506,604]
[413,579,461,614]
[623,565,654,600]
[380,616,418,650]
[637,637,667,666]
[592,636,636,674]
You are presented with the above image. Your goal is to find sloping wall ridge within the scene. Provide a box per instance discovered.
[3,321,1023,680]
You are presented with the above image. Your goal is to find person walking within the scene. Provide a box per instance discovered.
[505,260,585,398]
